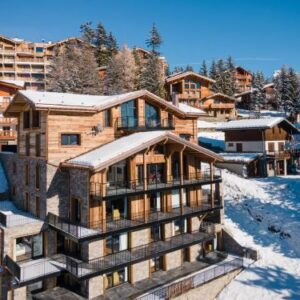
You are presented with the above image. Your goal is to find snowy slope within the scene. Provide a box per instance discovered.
[218,171,300,300]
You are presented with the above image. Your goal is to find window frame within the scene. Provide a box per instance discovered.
[60,133,81,147]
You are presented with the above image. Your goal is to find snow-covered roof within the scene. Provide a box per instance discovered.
[263,83,274,89]
[66,131,223,171]
[197,120,219,129]
[0,80,25,88]
[8,90,194,117]
[203,93,237,102]
[178,103,206,115]
[219,152,262,163]
[217,117,298,131]
[166,71,215,84]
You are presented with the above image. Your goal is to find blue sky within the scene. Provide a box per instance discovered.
[1,0,300,76]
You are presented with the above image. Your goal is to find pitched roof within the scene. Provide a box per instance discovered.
[0,80,25,89]
[235,66,252,75]
[178,103,207,116]
[6,90,194,117]
[65,131,223,171]
[203,93,237,102]
[217,117,299,132]
[166,71,215,84]
[263,83,274,89]
[45,37,95,49]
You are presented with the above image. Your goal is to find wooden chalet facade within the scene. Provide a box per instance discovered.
[0,89,228,299]
[0,80,24,150]
[233,66,253,93]
[218,118,300,176]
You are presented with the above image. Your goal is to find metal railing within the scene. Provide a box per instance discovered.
[116,117,174,130]
[65,224,215,279]
[47,197,220,240]
[135,257,243,300]
[90,170,221,199]
[5,254,66,284]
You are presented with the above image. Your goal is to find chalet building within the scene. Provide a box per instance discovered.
[0,80,24,150]
[165,71,215,107]
[0,34,91,91]
[0,89,244,300]
[233,67,253,93]
[199,93,237,120]
[217,118,300,176]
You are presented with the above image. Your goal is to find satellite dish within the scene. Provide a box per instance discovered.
[92,123,103,135]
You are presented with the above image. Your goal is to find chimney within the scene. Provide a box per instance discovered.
[172,93,179,107]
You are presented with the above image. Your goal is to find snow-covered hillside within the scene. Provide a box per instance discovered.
[218,171,300,300]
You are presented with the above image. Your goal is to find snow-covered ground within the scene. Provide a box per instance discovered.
[218,171,300,300]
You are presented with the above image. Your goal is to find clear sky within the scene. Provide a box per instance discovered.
[1,0,300,76]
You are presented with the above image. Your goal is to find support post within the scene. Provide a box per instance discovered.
[179,149,184,215]
[210,162,214,208]
[143,152,148,221]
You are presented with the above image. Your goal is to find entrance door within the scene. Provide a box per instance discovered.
[236,143,243,152]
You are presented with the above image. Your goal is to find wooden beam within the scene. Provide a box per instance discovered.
[210,162,214,208]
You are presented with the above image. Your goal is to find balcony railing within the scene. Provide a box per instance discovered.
[210,103,235,109]
[116,117,174,131]
[0,130,17,138]
[266,150,291,158]
[5,254,66,284]
[90,170,221,199]
[47,196,221,241]
[65,224,215,279]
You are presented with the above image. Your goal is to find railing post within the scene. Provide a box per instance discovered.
[143,151,148,222]
[210,162,215,209]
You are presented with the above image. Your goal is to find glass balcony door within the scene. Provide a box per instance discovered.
[121,100,137,127]
[106,198,127,221]
[145,102,159,128]
[147,163,165,185]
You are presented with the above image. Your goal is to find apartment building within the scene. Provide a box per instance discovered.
[0,88,241,299]
[233,66,253,93]
[217,118,300,176]
[0,80,24,150]
[0,35,88,91]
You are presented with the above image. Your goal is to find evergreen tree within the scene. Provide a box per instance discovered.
[139,53,164,97]
[46,43,102,94]
[288,67,300,119]
[209,60,218,80]
[106,32,119,58]
[226,56,235,71]
[199,60,208,77]
[185,64,194,72]
[94,22,109,66]
[173,66,184,73]
[146,23,163,55]
[80,21,95,44]
[105,45,137,95]
[251,71,267,110]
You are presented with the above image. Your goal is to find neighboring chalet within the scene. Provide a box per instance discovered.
[232,66,253,93]
[217,118,300,177]
[165,71,215,107]
[0,89,238,300]
[0,79,24,150]
[199,93,237,120]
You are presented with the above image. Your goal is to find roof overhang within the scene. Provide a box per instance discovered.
[166,71,215,84]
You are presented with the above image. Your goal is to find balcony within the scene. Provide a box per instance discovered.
[90,171,221,200]
[65,224,216,280]
[0,130,17,139]
[47,195,221,241]
[0,117,16,125]
[210,103,235,109]
[116,117,174,131]
[5,254,66,285]
[177,93,201,100]
[267,150,291,159]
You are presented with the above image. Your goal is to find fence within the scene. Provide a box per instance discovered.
[135,257,243,300]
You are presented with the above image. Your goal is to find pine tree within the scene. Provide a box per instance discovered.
[105,45,137,95]
[94,22,109,66]
[46,43,102,94]
[209,60,218,80]
[288,67,300,120]
[173,66,184,73]
[146,23,163,55]
[251,71,267,110]
[226,56,235,72]
[139,53,164,97]
[185,64,194,72]
[80,21,95,44]
[106,32,118,59]
[199,60,208,77]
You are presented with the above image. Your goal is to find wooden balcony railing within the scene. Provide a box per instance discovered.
[0,130,17,138]
[210,103,235,109]
[116,117,174,131]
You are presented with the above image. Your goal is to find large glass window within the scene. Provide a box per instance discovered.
[147,163,165,184]
[121,100,137,127]
[61,134,80,146]
[106,198,127,220]
[105,267,128,289]
[106,233,128,254]
[15,233,43,262]
[145,102,159,127]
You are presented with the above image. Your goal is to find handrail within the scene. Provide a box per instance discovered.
[65,224,216,278]
[90,170,222,199]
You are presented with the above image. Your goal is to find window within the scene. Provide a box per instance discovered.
[268,142,275,152]
[23,111,30,129]
[16,233,43,262]
[35,134,41,157]
[145,102,159,127]
[24,192,29,211]
[35,196,40,218]
[174,219,185,235]
[35,164,40,189]
[104,109,111,127]
[106,233,128,254]
[121,100,137,127]
[105,268,127,289]
[25,133,30,156]
[32,110,40,128]
[25,164,29,186]
[150,256,163,273]
[228,143,234,147]
[278,142,285,152]
[35,47,44,53]
[61,134,80,146]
